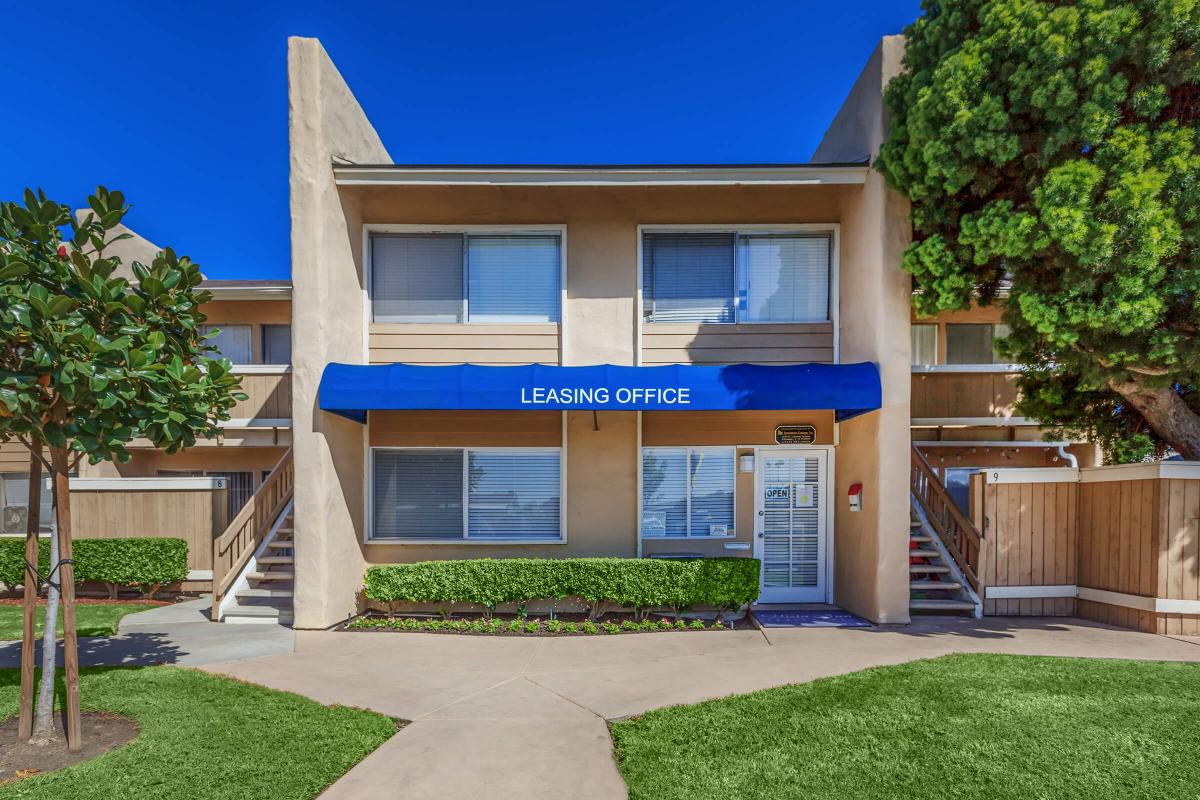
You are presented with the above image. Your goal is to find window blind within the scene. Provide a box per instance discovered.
[946,323,1009,364]
[467,451,561,539]
[641,447,734,537]
[262,324,291,365]
[910,324,937,365]
[467,236,560,323]
[372,450,464,539]
[688,449,735,536]
[641,448,689,536]
[372,234,464,323]
[740,234,830,323]
[642,233,735,323]
[199,324,252,364]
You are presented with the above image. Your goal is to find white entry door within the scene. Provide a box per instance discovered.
[754,449,830,604]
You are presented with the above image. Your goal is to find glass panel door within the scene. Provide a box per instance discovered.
[755,449,828,603]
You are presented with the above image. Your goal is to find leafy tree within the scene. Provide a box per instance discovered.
[878,0,1200,462]
[0,187,245,747]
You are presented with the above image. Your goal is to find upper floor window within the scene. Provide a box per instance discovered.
[911,323,937,365]
[261,324,292,365]
[370,232,561,324]
[642,231,831,324]
[199,324,252,364]
[946,323,1010,364]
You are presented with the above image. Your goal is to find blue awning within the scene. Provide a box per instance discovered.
[319,362,881,423]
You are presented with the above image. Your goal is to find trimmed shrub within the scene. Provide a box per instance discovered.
[0,537,188,597]
[362,556,761,615]
[692,557,762,613]
[73,538,188,598]
[0,540,50,589]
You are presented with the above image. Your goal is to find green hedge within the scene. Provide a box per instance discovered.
[363,557,760,618]
[0,537,188,593]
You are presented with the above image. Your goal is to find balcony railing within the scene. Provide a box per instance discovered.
[911,364,1022,424]
[227,366,292,424]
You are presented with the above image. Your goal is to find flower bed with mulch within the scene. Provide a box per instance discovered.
[345,612,750,635]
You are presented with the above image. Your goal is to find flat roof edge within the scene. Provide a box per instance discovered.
[333,163,869,187]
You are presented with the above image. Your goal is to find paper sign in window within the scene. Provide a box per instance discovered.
[793,484,816,508]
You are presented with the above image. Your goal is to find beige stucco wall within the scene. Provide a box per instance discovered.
[288,37,391,628]
[815,36,912,623]
[291,35,916,625]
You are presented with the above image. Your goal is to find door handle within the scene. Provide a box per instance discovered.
[758,510,764,516]
[757,532,764,539]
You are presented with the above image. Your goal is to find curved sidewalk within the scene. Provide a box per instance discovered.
[0,597,294,668]
[201,617,1200,800]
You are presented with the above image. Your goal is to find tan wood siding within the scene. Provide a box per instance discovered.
[369,323,560,365]
[977,478,1077,617]
[369,410,562,448]
[1076,479,1163,631]
[911,372,1019,419]
[229,373,292,420]
[641,323,834,365]
[642,410,835,446]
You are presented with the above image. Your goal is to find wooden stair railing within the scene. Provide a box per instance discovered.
[910,445,984,595]
[212,448,293,618]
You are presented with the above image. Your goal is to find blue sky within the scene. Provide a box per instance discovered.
[1,1,921,280]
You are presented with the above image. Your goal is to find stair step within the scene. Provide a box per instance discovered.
[237,587,294,599]
[224,605,294,625]
[266,541,293,549]
[276,527,294,534]
[909,564,950,574]
[910,599,977,612]
[909,548,940,559]
[256,556,294,566]
[247,571,294,581]
[910,580,963,591]
[909,534,932,544]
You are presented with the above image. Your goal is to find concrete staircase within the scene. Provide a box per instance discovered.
[223,508,294,625]
[908,506,978,616]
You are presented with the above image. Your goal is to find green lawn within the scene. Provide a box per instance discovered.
[611,654,1200,800]
[0,604,152,639]
[0,667,397,799]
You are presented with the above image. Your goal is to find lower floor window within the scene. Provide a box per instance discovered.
[372,448,562,541]
[641,447,735,537]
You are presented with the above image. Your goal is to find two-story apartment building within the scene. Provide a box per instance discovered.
[284,36,915,629]
[0,223,292,584]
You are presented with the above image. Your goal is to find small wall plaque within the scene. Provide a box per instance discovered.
[775,425,817,445]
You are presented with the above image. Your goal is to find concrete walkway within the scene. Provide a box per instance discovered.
[201,617,1200,800]
[0,597,294,668]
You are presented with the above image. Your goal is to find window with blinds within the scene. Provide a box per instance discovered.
[371,234,465,323]
[371,232,560,323]
[261,324,292,364]
[371,448,562,541]
[641,447,734,538]
[946,323,1010,364]
[911,323,937,365]
[642,233,735,323]
[199,324,253,364]
[642,231,832,324]
[740,234,830,322]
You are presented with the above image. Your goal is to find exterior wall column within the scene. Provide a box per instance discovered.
[288,37,391,628]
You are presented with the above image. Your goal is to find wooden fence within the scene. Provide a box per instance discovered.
[970,463,1200,634]
[64,477,229,577]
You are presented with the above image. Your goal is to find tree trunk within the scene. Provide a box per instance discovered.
[1111,378,1200,461]
[18,451,41,741]
[29,497,59,746]
[49,446,82,753]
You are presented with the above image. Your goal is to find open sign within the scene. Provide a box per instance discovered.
[764,485,790,502]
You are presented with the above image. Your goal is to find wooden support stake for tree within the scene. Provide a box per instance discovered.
[50,447,81,753]
[17,452,41,741]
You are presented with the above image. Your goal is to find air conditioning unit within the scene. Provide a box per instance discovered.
[2,505,28,535]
